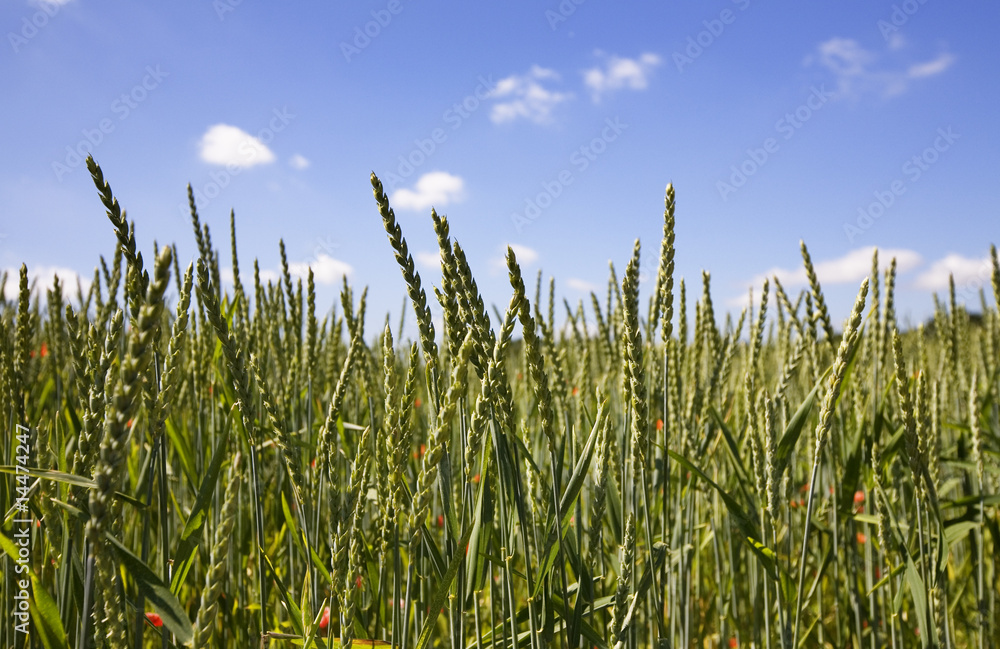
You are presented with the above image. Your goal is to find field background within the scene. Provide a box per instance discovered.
[0,160,997,648]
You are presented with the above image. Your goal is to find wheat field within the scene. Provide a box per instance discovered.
[0,155,997,648]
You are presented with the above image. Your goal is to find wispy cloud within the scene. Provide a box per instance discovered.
[509,243,539,265]
[583,52,661,102]
[289,153,310,170]
[566,277,599,292]
[907,52,957,79]
[198,124,276,168]
[488,66,572,125]
[390,171,465,211]
[3,264,90,298]
[415,251,441,271]
[289,253,352,284]
[914,253,993,293]
[490,243,539,274]
[222,251,351,288]
[807,37,956,99]
[750,246,923,289]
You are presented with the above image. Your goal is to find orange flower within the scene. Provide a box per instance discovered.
[656,418,664,431]
[413,443,426,459]
[572,386,579,397]
[857,532,867,544]
[145,612,163,628]
[729,638,739,648]
[472,474,480,484]
[415,397,422,408]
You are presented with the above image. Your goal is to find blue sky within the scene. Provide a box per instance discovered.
[2,0,997,337]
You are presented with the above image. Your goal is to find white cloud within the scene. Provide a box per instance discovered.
[198,124,276,168]
[808,37,955,99]
[491,243,539,274]
[886,32,906,51]
[914,253,994,293]
[221,266,279,286]
[390,171,465,211]
[907,52,957,79]
[289,154,310,170]
[416,251,442,271]
[508,243,538,265]
[488,66,573,125]
[583,52,661,102]
[3,264,90,298]
[752,246,923,289]
[289,253,353,285]
[566,277,599,292]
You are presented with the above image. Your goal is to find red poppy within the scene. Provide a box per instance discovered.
[857,532,867,544]
[572,386,579,397]
[436,514,444,528]
[127,419,134,429]
[40,343,48,358]
[413,443,426,460]
[415,397,422,408]
[145,612,163,628]
[729,638,739,648]
[311,457,317,470]
[355,575,362,589]
[656,419,664,431]
[854,490,865,504]
[472,474,480,484]
[319,606,330,631]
